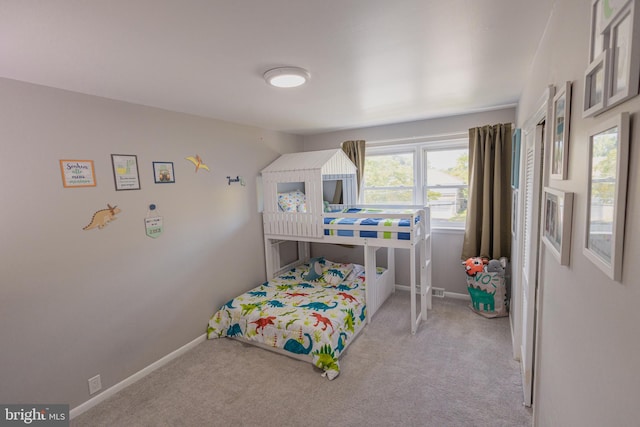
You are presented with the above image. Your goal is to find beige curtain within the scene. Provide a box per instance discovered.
[341,140,366,194]
[461,124,512,260]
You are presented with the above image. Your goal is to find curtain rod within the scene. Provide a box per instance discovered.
[366,122,515,147]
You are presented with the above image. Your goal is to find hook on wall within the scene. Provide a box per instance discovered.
[227,176,245,186]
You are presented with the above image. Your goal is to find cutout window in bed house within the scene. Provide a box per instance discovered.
[363,139,468,229]
[277,182,307,212]
[322,178,353,209]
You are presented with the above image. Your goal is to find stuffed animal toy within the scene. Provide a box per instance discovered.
[485,259,505,275]
[463,257,487,276]
[303,257,324,281]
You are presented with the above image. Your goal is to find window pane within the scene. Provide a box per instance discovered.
[425,149,468,227]
[427,186,468,225]
[426,149,468,186]
[364,153,414,187]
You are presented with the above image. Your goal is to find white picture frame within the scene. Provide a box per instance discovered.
[588,0,607,62]
[550,82,572,180]
[542,187,574,266]
[584,0,639,116]
[583,50,609,117]
[607,5,640,108]
[583,112,629,282]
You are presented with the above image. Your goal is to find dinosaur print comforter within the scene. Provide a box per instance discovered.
[207,261,373,380]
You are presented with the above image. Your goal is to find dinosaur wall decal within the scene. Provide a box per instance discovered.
[83,204,121,230]
[185,154,210,172]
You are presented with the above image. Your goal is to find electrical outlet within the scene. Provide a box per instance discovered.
[88,374,102,395]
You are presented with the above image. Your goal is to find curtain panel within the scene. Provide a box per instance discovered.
[461,123,512,260]
[341,140,366,194]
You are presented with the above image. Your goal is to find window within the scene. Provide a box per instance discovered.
[424,148,468,228]
[362,151,415,204]
[362,140,468,229]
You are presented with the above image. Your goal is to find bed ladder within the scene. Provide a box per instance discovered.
[411,206,431,334]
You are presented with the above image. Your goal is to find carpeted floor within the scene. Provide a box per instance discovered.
[72,293,532,427]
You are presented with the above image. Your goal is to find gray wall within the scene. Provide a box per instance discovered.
[303,108,515,293]
[517,1,640,425]
[0,78,302,408]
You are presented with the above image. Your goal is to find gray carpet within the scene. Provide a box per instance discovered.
[72,293,532,427]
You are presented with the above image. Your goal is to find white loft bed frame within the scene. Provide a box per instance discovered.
[261,149,432,334]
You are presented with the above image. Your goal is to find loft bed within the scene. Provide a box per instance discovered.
[261,149,432,334]
[207,149,431,380]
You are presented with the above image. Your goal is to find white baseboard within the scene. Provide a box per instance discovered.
[70,333,207,419]
[394,284,470,300]
[394,284,412,292]
[444,291,470,300]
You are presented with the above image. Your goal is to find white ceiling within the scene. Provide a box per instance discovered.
[0,0,554,135]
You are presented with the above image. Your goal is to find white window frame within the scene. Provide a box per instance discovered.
[360,146,418,205]
[362,138,468,230]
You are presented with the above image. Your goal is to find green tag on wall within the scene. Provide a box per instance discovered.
[145,216,163,238]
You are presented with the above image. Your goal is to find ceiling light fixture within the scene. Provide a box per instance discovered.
[263,67,310,88]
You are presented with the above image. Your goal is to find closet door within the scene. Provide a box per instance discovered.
[520,123,544,407]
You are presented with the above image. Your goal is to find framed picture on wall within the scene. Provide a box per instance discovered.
[583,0,640,116]
[111,154,141,191]
[550,82,572,180]
[584,112,629,281]
[542,187,574,266]
[583,51,609,117]
[59,159,97,188]
[153,162,175,184]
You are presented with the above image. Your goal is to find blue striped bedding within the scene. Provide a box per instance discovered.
[323,208,419,240]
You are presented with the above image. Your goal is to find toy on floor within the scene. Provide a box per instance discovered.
[463,257,487,276]
[463,256,508,318]
[485,259,505,275]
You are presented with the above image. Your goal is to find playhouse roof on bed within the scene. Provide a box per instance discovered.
[261,149,357,175]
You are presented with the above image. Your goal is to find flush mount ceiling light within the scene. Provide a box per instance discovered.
[263,67,310,88]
